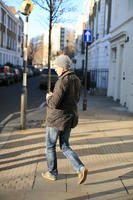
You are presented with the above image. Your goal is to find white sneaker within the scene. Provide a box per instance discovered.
[78,167,88,184]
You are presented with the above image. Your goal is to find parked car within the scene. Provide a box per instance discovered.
[0,67,8,85]
[5,66,14,84]
[40,68,58,89]
[12,68,22,82]
[32,67,40,76]
[27,68,34,78]
[0,66,14,85]
[18,67,23,80]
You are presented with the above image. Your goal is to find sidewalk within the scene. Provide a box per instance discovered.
[0,93,133,200]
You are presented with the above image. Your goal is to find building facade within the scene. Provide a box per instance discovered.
[51,24,75,57]
[29,24,75,68]
[30,34,45,67]
[0,1,24,67]
[107,0,133,112]
[87,0,112,92]
[73,14,88,71]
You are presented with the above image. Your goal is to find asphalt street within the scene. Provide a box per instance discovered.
[0,76,46,123]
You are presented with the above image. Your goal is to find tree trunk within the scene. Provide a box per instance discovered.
[48,5,52,93]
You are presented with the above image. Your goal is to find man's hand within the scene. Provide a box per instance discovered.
[46,92,53,99]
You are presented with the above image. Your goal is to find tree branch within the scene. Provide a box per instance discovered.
[45,0,50,8]
[52,0,63,20]
[32,0,50,11]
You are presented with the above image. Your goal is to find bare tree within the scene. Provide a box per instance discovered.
[64,44,74,58]
[32,40,44,67]
[32,0,76,92]
[27,41,35,65]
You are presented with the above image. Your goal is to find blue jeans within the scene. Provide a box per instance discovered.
[45,126,84,177]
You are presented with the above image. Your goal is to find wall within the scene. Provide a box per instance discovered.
[108,0,133,112]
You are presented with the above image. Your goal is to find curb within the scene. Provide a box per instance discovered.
[0,102,46,149]
[0,102,46,133]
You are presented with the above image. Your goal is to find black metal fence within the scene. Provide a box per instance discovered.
[89,69,109,95]
[89,69,109,89]
[75,68,109,95]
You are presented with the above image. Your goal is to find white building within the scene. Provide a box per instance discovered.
[107,0,133,112]
[51,24,75,56]
[87,0,111,92]
[73,14,88,71]
[29,24,75,67]
[64,28,75,54]
[0,1,24,67]
[51,24,64,55]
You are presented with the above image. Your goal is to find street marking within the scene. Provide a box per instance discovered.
[0,102,46,127]
[40,102,46,108]
[0,114,14,126]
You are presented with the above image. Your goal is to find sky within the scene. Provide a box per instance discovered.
[5,0,88,39]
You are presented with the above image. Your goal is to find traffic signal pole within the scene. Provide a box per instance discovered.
[20,15,29,129]
[20,0,34,130]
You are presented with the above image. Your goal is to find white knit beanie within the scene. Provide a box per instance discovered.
[55,55,71,69]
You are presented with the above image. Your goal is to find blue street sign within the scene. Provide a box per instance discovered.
[83,29,92,43]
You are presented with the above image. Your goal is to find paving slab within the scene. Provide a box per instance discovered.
[0,94,133,200]
[0,191,25,200]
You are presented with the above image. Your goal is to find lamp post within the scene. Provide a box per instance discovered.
[20,0,34,129]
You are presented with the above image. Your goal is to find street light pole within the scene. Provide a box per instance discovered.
[83,42,89,111]
[20,0,34,130]
[20,15,29,129]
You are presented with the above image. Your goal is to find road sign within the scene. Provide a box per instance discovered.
[83,29,92,43]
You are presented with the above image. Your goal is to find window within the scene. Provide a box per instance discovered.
[61,28,65,33]
[107,0,112,34]
[0,53,2,65]
[98,0,101,11]
[6,55,8,62]
[3,54,5,64]
[1,9,6,47]
[128,0,133,9]
[104,0,112,35]
[112,47,117,63]
[1,8,6,25]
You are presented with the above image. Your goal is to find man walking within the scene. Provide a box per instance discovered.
[42,55,88,184]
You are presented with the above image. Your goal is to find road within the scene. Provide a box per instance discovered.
[0,76,46,123]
